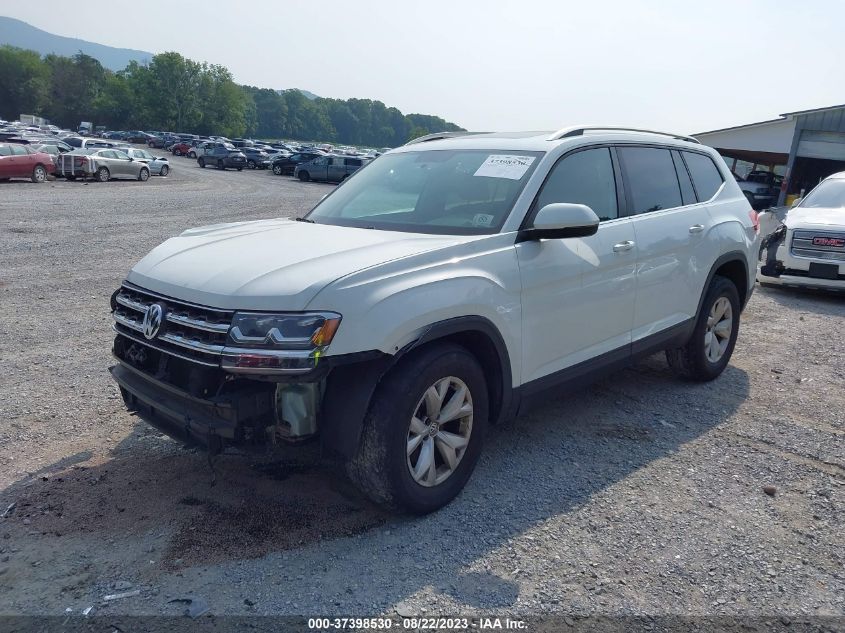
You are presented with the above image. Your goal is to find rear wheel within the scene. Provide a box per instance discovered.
[272,164,283,175]
[666,275,740,381]
[31,164,47,183]
[174,149,182,156]
[298,170,310,181]
[236,166,243,171]
[96,167,110,182]
[198,158,205,168]
[138,167,150,182]
[347,343,487,514]
[65,175,76,181]
[217,160,225,170]
[247,159,256,169]
[188,151,196,158]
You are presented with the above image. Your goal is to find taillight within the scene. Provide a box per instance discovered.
[748,209,759,233]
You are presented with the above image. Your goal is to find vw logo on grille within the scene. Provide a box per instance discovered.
[142,303,164,340]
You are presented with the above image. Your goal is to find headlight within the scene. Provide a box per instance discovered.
[221,312,341,374]
[228,312,341,349]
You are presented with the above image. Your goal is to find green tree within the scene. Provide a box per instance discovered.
[0,46,50,120]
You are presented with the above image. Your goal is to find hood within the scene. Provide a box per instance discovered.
[126,218,469,310]
[785,206,845,229]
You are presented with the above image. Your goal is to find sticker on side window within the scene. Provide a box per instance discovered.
[474,154,535,180]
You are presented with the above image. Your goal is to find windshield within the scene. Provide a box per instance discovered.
[305,150,543,235]
[800,178,845,209]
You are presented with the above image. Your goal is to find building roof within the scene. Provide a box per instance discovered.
[695,104,845,137]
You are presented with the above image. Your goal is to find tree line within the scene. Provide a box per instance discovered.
[0,46,464,146]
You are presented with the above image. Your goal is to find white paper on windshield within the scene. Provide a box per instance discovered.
[474,155,535,180]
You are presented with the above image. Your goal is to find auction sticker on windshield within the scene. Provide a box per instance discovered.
[474,154,535,180]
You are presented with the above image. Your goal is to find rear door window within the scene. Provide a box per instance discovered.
[682,151,724,201]
[671,150,697,205]
[0,146,11,156]
[617,147,682,214]
[10,145,29,156]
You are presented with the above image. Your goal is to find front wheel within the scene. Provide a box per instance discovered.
[272,165,282,175]
[96,167,110,182]
[31,165,47,183]
[217,160,224,170]
[247,159,256,169]
[188,151,196,158]
[666,275,740,381]
[347,343,487,514]
[298,171,310,182]
[159,165,169,177]
[198,158,205,168]
[138,167,150,182]
[174,149,182,156]
[236,167,243,171]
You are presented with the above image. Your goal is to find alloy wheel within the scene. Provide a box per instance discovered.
[406,376,473,487]
[704,296,733,363]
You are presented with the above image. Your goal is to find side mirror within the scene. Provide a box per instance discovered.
[519,203,600,241]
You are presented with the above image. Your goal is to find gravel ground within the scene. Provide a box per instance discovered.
[0,156,843,621]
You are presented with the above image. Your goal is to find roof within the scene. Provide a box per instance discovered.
[695,103,845,137]
[396,128,704,153]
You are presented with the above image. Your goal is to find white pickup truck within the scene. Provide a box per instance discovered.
[758,171,845,291]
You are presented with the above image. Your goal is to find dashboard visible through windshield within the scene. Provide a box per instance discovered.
[305,149,543,235]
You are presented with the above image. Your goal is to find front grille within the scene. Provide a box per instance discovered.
[112,283,233,367]
[791,230,845,263]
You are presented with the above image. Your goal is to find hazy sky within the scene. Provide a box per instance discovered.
[5,1,844,133]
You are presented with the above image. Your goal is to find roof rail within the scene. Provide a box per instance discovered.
[404,131,487,145]
[547,126,700,144]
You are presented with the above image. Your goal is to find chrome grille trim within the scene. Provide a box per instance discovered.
[112,325,220,367]
[791,230,845,263]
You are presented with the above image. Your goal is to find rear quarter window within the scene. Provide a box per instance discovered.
[682,151,724,201]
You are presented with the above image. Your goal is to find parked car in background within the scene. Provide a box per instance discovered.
[757,171,845,291]
[170,141,192,157]
[0,143,55,182]
[294,155,371,183]
[198,146,246,170]
[56,148,151,182]
[123,148,171,176]
[270,151,326,175]
[124,131,154,144]
[733,171,778,210]
[240,147,270,169]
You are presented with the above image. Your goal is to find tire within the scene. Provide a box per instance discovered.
[65,175,76,181]
[272,164,282,175]
[217,160,225,170]
[188,151,196,158]
[31,164,47,183]
[666,275,741,382]
[298,170,310,182]
[347,343,488,514]
[247,159,256,169]
[236,167,243,171]
[138,167,150,182]
[96,167,110,182]
[159,165,169,177]
[174,149,182,156]
[198,158,205,168]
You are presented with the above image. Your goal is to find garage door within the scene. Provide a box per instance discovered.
[797,131,845,161]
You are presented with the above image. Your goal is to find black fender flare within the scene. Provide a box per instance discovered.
[697,251,751,315]
[319,316,514,459]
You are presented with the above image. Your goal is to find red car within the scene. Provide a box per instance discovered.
[170,142,192,157]
[0,143,55,182]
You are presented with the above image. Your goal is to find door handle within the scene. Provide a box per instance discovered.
[612,240,635,253]
[689,224,705,234]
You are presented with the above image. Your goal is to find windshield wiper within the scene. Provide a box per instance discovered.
[295,217,314,223]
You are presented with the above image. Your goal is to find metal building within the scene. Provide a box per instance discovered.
[694,104,845,206]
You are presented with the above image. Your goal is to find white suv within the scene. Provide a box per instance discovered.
[109,126,758,513]
[757,171,845,291]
